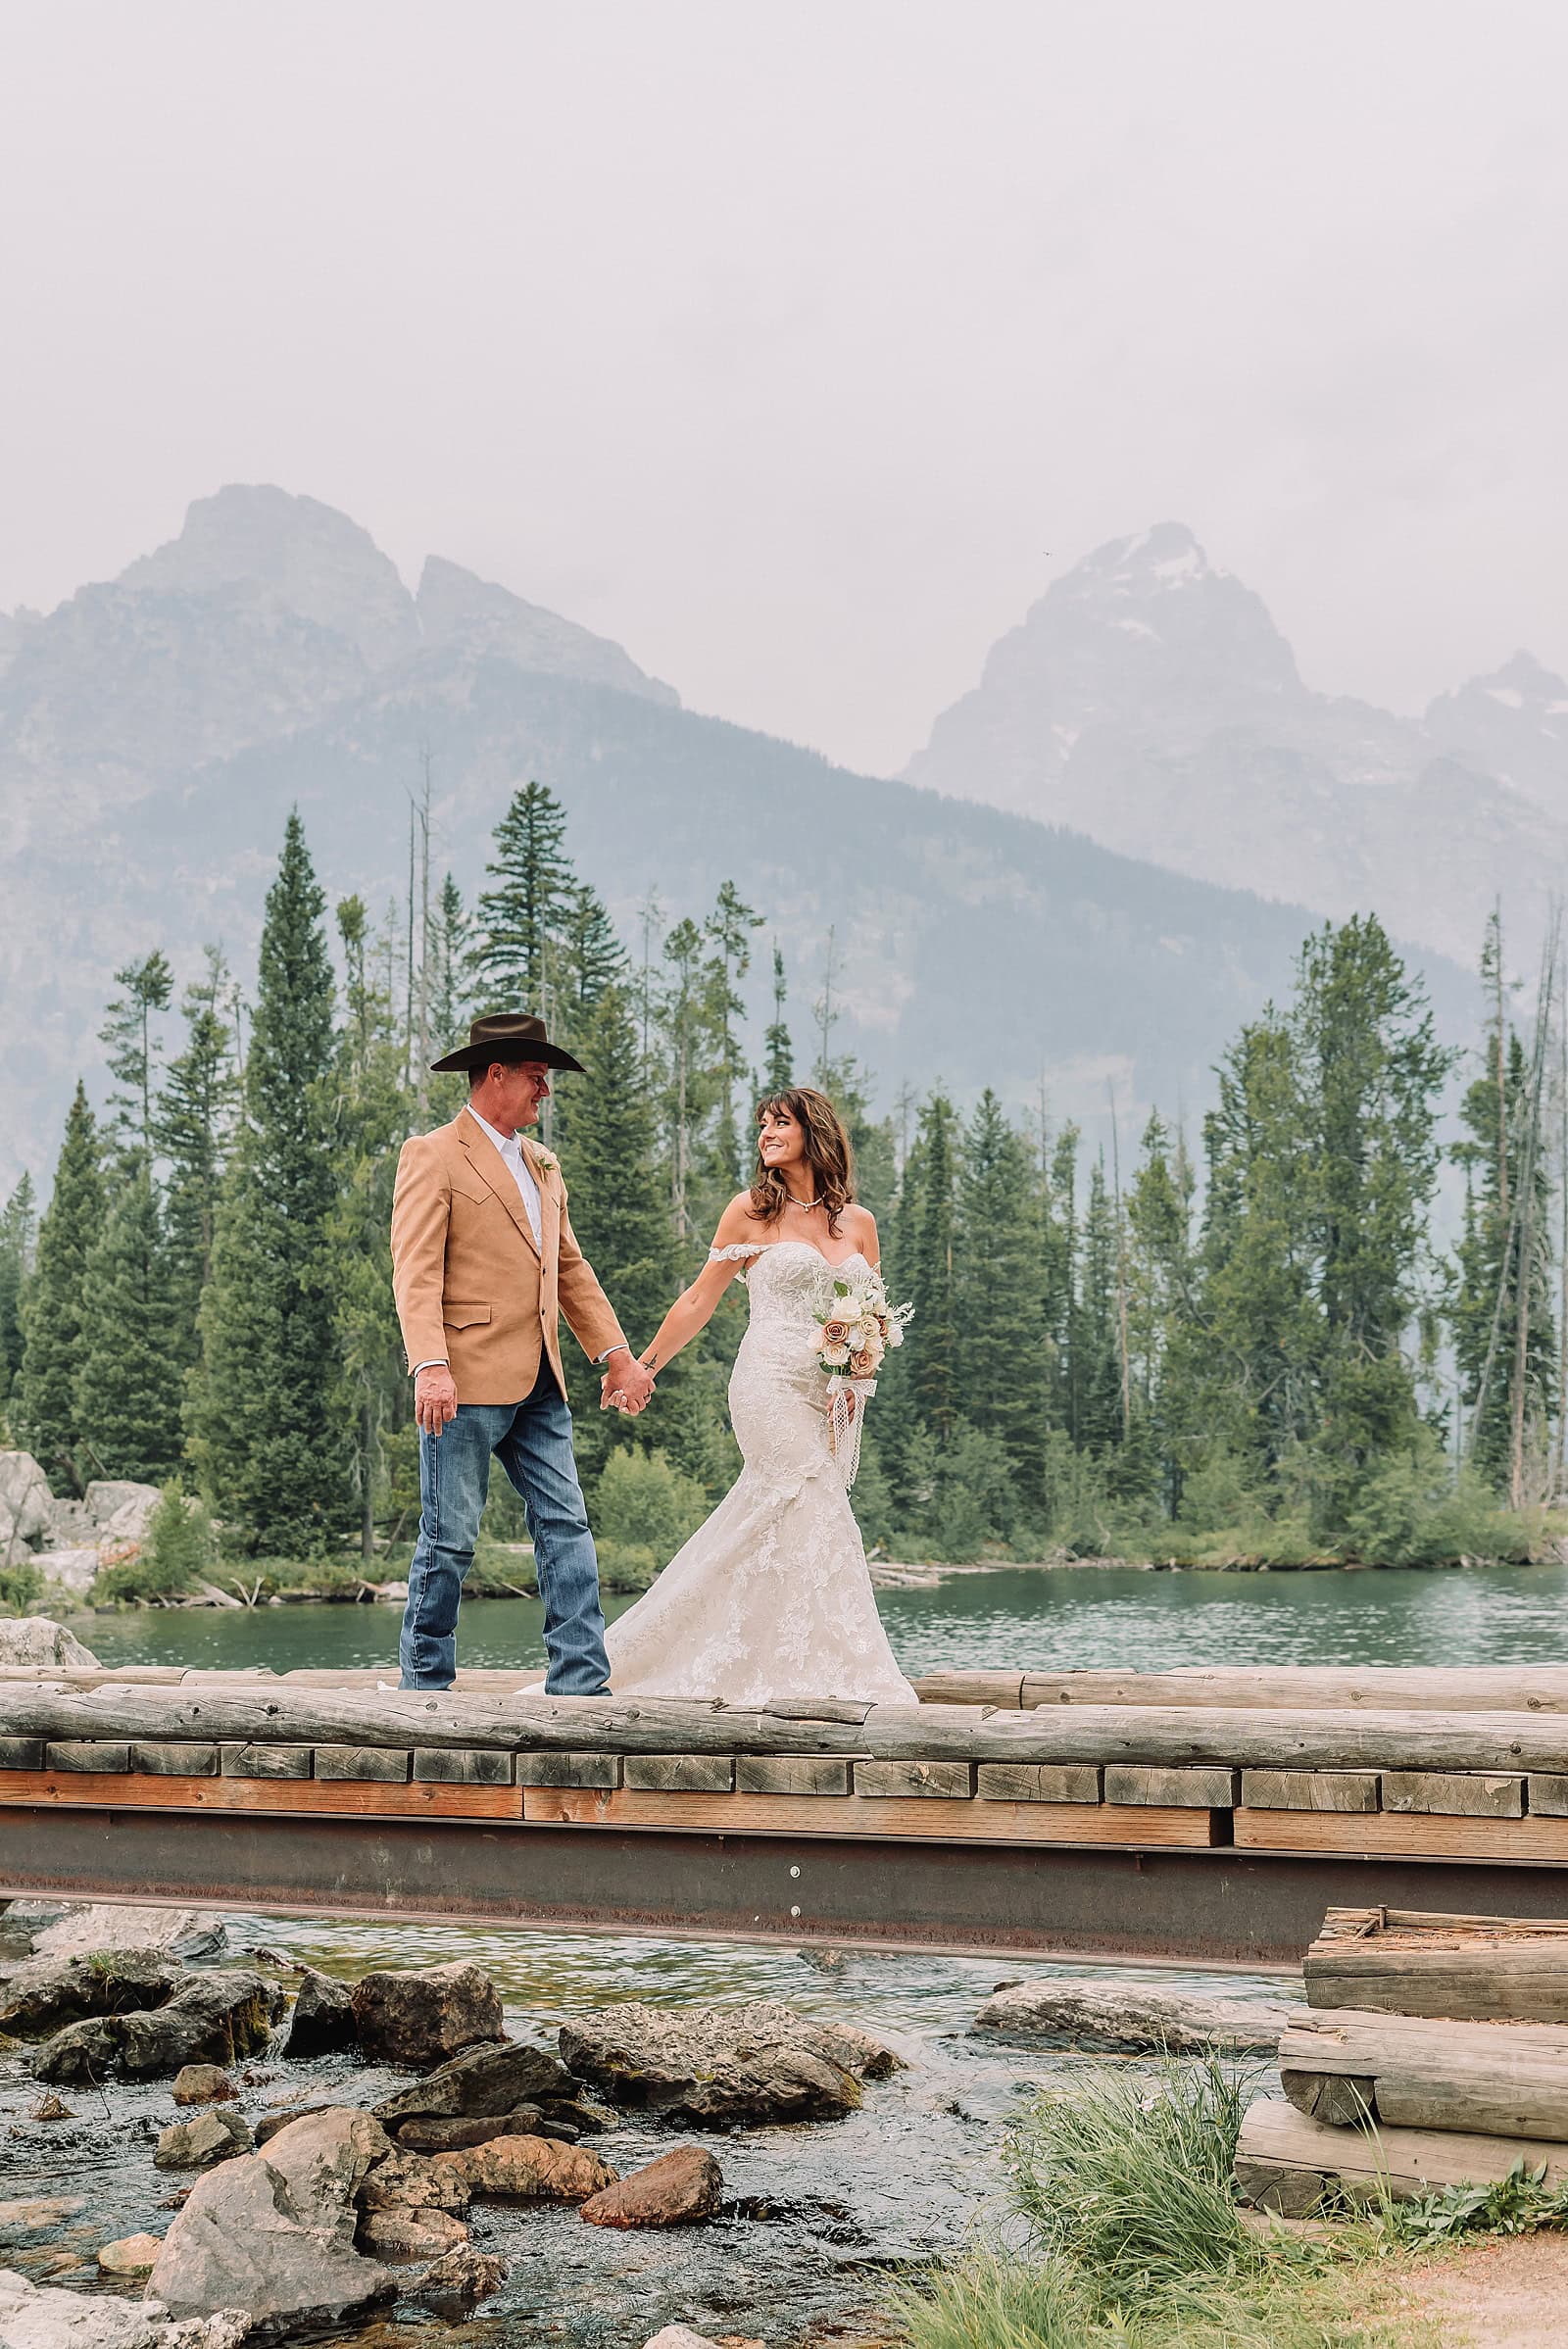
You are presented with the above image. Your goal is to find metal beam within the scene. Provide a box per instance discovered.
[7,1804,1568,1968]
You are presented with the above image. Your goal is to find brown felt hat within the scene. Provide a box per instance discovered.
[430,1011,586,1076]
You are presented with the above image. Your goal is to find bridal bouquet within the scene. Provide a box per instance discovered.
[814,1269,913,1490]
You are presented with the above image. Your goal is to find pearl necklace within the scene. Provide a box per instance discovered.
[782,1192,822,1211]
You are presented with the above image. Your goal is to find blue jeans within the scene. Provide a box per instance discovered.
[400,1359,610,1693]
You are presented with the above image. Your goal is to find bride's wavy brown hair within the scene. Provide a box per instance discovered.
[750,1088,856,1235]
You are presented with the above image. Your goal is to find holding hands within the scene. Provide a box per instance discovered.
[601,1348,657,1417]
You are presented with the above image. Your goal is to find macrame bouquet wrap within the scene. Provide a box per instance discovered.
[814,1269,913,1492]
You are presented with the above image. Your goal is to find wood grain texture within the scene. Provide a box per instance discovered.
[519,1787,1219,1846]
[45,1741,129,1772]
[0,1769,521,1819]
[623,1753,736,1794]
[976,1763,1102,1804]
[1242,1771,1381,1812]
[514,1752,622,1790]
[1278,2006,1568,2141]
[414,1748,514,1786]
[1235,2093,1568,2216]
[1528,1777,1568,1817]
[1305,1909,1568,2021]
[313,1744,412,1783]
[0,1738,44,1769]
[128,1741,219,1778]
[220,1741,313,1780]
[1104,1765,1240,1808]
[1020,1668,1568,1715]
[1381,1771,1525,1818]
[854,1760,976,1799]
[735,1756,852,1796]
[914,1672,1026,1709]
[1235,1809,1568,1862]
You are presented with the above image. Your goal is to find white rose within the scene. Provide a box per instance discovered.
[821,1340,851,1368]
[886,1321,904,1348]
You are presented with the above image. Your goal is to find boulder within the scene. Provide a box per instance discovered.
[85,1480,160,1536]
[97,2234,163,2276]
[395,2107,541,2153]
[147,2108,395,2343]
[118,1970,284,2075]
[358,2208,467,2261]
[0,2271,249,2349]
[350,1960,505,2069]
[154,2109,253,2170]
[42,1495,96,1546]
[413,2245,507,2307]
[580,2146,724,2229]
[558,2000,902,2126]
[0,2200,84,2243]
[431,2134,615,2205]
[0,1618,97,1668]
[172,2066,237,2106]
[34,1971,283,2082]
[280,1969,356,2060]
[972,1978,1295,2052]
[0,1451,54,1544]
[371,2036,568,2122]
[253,2103,332,2148]
[357,2153,469,2214]
[31,1904,223,1961]
[0,1947,176,2038]
[37,1548,101,1597]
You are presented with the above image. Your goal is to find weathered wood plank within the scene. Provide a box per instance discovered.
[46,1741,129,1773]
[976,1763,1102,1803]
[1305,1908,1568,2021]
[414,1748,514,1786]
[313,1745,412,1783]
[128,1741,219,1778]
[1243,1771,1381,1813]
[1381,1771,1524,1818]
[1278,2007,1568,2141]
[0,1737,43,1769]
[7,1683,1568,1772]
[623,1754,735,1793]
[1104,1765,1239,1808]
[1020,1668,1568,1715]
[736,1755,852,1796]
[1528,1777,1568,1817]
[520,1787,1220,1846]
[1236,1810,1568,1864]
[854,1760,975,1799]
[220,1741,313,1780]
[913,1672,1026,1709]
[1235,2094,1568,2217]
[0,1770,520,1819]
[514,1752,622,1790]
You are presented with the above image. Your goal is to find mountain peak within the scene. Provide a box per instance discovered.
[1424,648,1568,811]
[1081,520,1217,594]
[415,555,678,708]
[118,485,417,669]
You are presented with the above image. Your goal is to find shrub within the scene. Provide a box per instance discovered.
[593,1447,709,1566]
[596,1540,661,1594]
[93,1480,214,1603]
[0,1557,43,1616]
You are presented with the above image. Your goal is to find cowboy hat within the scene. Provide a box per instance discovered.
[430,1011,586,1076]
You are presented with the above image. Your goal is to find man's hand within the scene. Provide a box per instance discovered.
[415,1363,460,1436]
[600,1351,656,1415]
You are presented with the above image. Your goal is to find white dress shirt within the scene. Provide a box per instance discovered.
[411,1106,627,1378]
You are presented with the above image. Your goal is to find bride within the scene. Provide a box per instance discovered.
[603,1087,916,1705]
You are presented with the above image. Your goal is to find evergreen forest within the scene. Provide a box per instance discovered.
[2,789,1562,1602]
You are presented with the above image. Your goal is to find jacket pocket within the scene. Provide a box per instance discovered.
[442,1301,492,1329]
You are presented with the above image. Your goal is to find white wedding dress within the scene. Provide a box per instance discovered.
[605,1242,916,1704]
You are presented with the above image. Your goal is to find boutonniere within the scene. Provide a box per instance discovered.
[531,1148,560,1178]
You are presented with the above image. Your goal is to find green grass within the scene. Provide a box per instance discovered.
[890,2058,1437,2349]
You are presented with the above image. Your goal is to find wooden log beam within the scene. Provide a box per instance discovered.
[1236,2093,1568,2216]
[1278,2006,1568,2141]
[1306,1907,1568,2023]
[7,1683,1568,1774]
[1018,1667,1568,1715]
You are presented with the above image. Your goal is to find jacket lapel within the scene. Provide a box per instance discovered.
[456,1114,541,1261]
[523,1139,562,1265]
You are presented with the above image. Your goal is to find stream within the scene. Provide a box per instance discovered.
[4,1561,1564,2344]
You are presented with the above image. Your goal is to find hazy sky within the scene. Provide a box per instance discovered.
[4,1,1566,776]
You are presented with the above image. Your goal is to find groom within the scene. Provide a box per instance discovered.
[389,1012,655,1692]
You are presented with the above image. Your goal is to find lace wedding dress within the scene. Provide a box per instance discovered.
[605,1242,916,1704]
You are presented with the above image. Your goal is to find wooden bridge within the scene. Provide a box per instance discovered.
[6,1665,1568,1968]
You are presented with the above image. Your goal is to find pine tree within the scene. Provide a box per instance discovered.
[155,948,238,1366]
[328,896,414,1557]
[470,782,574,1011]
[1077,1154,1125,1461]
[16,1084,104,1490]
[909,1094,958,1440]
[763,944,794,1091]
[1044,1125,1080,1444]
[73,1163,184,1484]
[99,951,173,1159]
[704,881,763,1189]
[1126,1111,1201,1513]
[954,1090,1046,1508]
[191,812,342,1553]
[0,1174,37,1416]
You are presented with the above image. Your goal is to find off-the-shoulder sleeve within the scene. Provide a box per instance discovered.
[708,1243,763,1262]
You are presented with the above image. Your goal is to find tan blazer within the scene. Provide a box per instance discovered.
[390,1111,626,1405]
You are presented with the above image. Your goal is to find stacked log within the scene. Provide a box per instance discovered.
[1236,1907,1568,2214]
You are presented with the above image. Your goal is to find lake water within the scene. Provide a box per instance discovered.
[8,1563,1560,2344]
